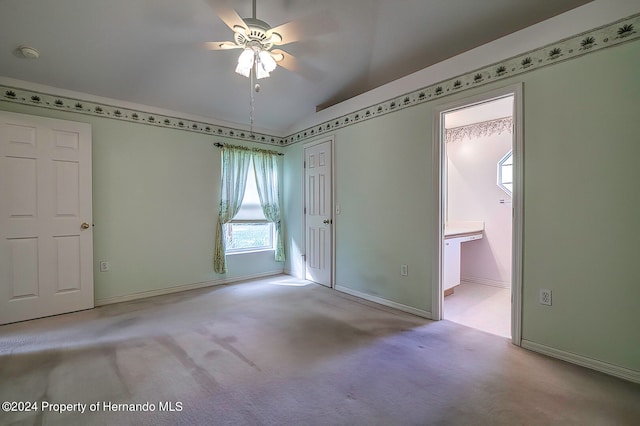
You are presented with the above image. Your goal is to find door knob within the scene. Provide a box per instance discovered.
[81,222,90,230]
[323,219,332,224]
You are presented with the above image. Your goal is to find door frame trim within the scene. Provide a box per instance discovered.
[302,136,336,288]
[431,83,524,346]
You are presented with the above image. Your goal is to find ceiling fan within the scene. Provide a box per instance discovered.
[205,0,307,79]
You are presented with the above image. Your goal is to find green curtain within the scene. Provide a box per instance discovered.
[213,146,252,273]
[252,150,285,262]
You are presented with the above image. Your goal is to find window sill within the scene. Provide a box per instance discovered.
[226,248,275,256]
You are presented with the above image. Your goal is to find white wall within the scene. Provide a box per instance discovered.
[447,129,513,287]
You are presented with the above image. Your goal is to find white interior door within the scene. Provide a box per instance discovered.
[0,111,93,325]
[304,140,332,287]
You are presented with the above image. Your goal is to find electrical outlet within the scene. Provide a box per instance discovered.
[539,288,552,306]
[99,261,110,272]
[400,264,408,276]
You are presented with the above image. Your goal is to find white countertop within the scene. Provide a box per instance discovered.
[445,221,484,238]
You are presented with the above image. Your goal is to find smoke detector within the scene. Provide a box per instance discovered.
[17,46,40,59]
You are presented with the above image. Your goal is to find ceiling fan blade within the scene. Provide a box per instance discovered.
[269,51,285,63]
[204,41,242,50]
[208,0,247,33]
[271,49,323,81]
[266,11,337,45]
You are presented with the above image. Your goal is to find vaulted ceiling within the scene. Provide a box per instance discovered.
[0,0,592,135]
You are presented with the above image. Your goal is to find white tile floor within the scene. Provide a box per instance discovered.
[444,282,511,338]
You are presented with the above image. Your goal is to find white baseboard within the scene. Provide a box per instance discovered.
[283,268,298,278]
[521,339,640,384]
[335,285,432,319]
[461,276,510,289]
[95,271,284,306]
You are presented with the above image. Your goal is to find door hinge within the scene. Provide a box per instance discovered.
[304,206,307,214]
[304,161,306,168]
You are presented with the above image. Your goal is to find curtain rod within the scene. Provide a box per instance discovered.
[213,142,284,156]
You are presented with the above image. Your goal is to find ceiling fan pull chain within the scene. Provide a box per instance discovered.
[250,65,255,135]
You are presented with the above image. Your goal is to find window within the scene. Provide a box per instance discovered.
[214,146,284,274]
[497,150,513,196]
[225,158,274,253]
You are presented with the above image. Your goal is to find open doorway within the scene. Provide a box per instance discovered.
[443,96,513,338]
[433,85,523,345]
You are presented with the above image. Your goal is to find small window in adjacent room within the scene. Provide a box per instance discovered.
[225,159,274,253]
[497,150,513,196]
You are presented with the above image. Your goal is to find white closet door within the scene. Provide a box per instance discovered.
[0,111,93,325]
[304,139,332,287]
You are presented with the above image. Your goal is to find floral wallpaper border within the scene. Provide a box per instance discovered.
[446,117,513,144]
[0,87,284,146]
[1,13,638,147]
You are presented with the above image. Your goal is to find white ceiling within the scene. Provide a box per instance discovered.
[0,0,592,135]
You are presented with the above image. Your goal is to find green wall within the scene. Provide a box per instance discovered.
[281,142,304,278]
[334,110,433,310]
[284,40,640,372]
[2,36,638,374]
[0,103,285,302]
[283,114,434,313]
[521,41,640,370]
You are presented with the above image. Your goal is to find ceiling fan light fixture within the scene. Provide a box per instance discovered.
[235,48,255,77]
[258,50,277,73]
[255,64,270,80]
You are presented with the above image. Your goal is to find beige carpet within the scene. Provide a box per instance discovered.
[1,275,638,425]
[444,282,511,338]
